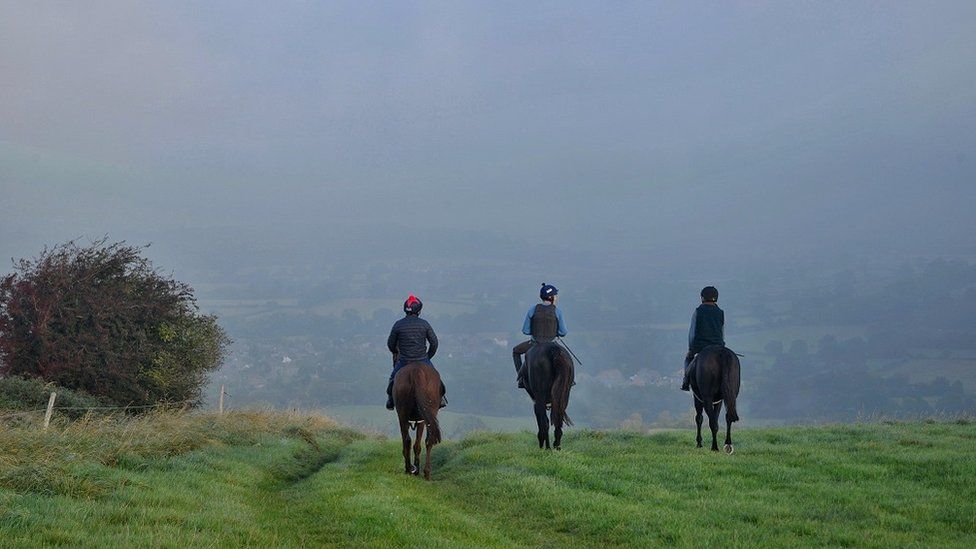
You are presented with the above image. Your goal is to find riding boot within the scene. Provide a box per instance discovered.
[517,363,529,389]
[385,379,395,410]
[439,381,448,408]
[680,353,693,391]
[513,352,525,388]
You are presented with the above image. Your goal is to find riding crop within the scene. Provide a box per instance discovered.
[556,336,584,367]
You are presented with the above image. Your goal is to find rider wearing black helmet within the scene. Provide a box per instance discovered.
[681,286,725,391]
[512,283,568,389]
[386,295,446,409]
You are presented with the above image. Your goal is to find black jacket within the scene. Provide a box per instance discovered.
[387,315,438,363]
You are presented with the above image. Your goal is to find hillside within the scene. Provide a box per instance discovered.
[1,412,974,547]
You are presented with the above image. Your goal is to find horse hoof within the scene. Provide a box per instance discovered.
[554,446,561,451]
[724,444,734,454]
[407,465,418,475]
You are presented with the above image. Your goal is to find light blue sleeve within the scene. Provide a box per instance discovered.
[522,307,533,336]
[688,310,698,349]
[556,308,567,337]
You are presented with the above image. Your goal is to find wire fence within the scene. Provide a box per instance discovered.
[0,399,196,422]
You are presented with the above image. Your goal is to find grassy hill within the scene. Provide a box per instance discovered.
[1,411,974,547]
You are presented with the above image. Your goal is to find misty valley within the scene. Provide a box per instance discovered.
[200,247,976,436]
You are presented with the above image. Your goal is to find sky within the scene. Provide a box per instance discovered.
[2,1,975,275]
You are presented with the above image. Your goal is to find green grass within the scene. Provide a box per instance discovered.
[1,412,974,547]
[323,405,536,436]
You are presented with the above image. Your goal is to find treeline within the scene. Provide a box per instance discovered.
[753,336,975,421]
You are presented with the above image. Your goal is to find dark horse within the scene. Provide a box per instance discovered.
[689,345,741,453]
[523,342,574,449]
[393,362,442,480]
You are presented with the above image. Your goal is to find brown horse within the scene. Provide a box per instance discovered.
[523,342,574,449]
[689,345,741,453]
[392,362,442,480]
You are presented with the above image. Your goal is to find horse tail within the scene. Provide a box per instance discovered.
[415,373,441,445]
[549,345,574,427]
[721,348,741,422]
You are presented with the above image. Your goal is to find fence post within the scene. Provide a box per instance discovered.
[43,392,57,430]
[219,385,225,415]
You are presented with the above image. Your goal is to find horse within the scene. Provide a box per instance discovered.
[392,362,442,480]
[688,345,741,453]
[523,342,574,450]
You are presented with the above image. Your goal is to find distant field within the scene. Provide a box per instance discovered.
[312,298,477,317]
[198,297,477,319]
[1,412,973,546]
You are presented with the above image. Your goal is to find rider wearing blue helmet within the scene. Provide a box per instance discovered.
[512,283,568,389]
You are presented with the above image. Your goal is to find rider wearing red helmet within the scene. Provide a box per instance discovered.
[386,295,446,409]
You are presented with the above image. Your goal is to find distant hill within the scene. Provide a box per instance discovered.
[1,411,973,546]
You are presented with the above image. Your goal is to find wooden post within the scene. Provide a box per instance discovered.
[43,392,57,430]
[219,385,225,415]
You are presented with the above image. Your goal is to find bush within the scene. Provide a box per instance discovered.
[0,239,230,407]
[0,376,106,419]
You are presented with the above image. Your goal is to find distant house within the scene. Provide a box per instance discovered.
[595,369,625,387]
[628,369,662,387]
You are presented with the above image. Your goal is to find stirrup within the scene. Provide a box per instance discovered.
[439,396,448,408]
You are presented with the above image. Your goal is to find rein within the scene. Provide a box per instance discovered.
[691,388,722,406]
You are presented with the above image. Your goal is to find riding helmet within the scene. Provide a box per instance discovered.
[701,286,719,302]
[540,283,559,301]
[403,294,423,314]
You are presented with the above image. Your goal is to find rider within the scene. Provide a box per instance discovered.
[512,283,567,389]
[681,285,725,391]
[386,294,446,410]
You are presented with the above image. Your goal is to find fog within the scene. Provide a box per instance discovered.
[3,2,975,431]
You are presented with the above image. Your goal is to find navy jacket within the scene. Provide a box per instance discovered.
[388,315,438,363]
[688,303,725,353]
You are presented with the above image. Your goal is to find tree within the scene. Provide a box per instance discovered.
[0,239,229,407]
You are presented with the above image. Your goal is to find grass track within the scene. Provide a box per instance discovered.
[1,413,974,547]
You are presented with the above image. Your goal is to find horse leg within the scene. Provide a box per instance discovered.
[708,402,722,452]
[694,399,704,448]
[412,422,425,474]
[552,408,563,451]
[724,411,734,454]
[534,401,549,449]
[424,434,433,481]
[400,419,415,474]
